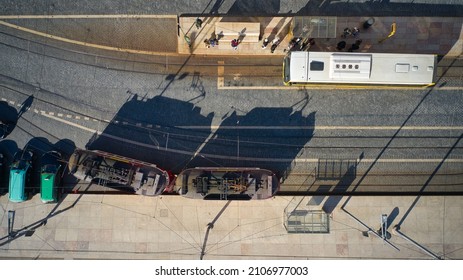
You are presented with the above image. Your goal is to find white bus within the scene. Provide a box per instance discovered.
[283,51,437,86]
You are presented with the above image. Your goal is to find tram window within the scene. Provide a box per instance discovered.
[310,61,324,71]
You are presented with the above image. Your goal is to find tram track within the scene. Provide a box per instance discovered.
[1,29,462,80]
[1,24,462,196]
[3,77,462,154]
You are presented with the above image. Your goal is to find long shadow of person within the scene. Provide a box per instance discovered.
[17,95,34,119]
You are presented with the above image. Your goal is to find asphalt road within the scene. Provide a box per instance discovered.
[0,7,462,195]
[1,0,463,16]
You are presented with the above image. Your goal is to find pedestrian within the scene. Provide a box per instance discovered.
[336,40,346,51]
[270,37,280,53]
[342,28,352,38]
[195,18,203,29]
[352,27,360,37]
[262,38,269,49]
[209,38,217,47]
[348,40,362,52]
[204,39,210,48]
[231,39,239,50]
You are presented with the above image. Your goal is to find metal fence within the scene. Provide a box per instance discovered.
[284,209,330,234]
[291,17,337,39]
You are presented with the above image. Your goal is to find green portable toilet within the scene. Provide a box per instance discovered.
[40,151,62,203]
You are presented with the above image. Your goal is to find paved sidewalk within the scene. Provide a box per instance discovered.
[1,193,462,259]
[179,16,463,56]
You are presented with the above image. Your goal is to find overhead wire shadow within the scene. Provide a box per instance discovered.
[0,183,92,247]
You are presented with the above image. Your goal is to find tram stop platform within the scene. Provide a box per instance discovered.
[178,16,463,57]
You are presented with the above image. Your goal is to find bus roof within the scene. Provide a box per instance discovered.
[287,51,437,85]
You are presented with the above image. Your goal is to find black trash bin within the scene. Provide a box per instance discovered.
[363,18,375,29]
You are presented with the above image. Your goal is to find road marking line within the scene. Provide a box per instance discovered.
[177,125,463,130]
[0,20,177,56]
[217,84,463,91]
[66,115,72,118]
[0,15,178,19]
[57,113,63,117]
[216,63,463,91]
[293,158,463,163]
[38,113,463,164]
[217,61,224,88]
[49,112,54,116]
[84,117,90,120]
[9,101,15,105]
[41,112,99,134]
[75,116,81,119]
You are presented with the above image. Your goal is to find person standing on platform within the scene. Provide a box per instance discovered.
[231,39,239,50]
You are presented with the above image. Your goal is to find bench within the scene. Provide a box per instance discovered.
[215,22,260,43]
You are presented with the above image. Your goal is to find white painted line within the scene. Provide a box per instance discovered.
[1,98,6,101]
[147,124,153,128]
[41,112,99,134]
[0,15,178,19]
[66,115,72,118]
[218,85,463,91]
[37,112,463,164]
[176,125,463,130]
[49,112,54,116]
[122,121,128,125]
[93,119,98,122]
[57,113,63,117]
[293,158,463,163]
[75,116,81,119]
[136,123,142,127]
[9,101,15,105]
[34,109,38,113]
[217,61,224,88]
[84,117,90,120]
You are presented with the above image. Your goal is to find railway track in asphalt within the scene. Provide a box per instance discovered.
[1,29,462,81]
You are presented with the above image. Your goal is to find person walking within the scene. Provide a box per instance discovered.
[231,39,239,50]
[348,39,362,52]
[336,41,346,51]
[270,37,280,53]
[262,38,269,49]
[342,28,352,38]
[195,18,203,29]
